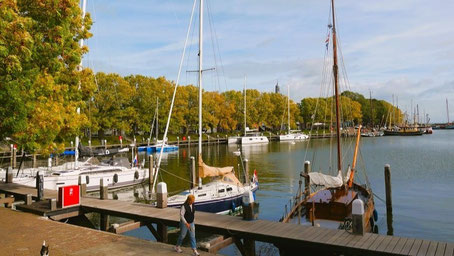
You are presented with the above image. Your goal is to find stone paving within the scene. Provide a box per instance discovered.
[0,207,211,256]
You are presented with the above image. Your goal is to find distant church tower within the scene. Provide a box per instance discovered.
[275,81,280,94]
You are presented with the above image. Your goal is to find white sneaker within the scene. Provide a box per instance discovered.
[193,249,200,256]
[174,246,182,253]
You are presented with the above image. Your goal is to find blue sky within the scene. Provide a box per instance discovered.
[82,0,454,123]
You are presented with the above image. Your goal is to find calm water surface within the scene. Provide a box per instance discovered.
[116,130,454,252]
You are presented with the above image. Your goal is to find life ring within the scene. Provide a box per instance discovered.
[86,175,90,184]
[113,174,118,183]
[134,171,139,180]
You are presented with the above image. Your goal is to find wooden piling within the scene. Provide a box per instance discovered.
[6,167,13,183]
[385,164,393,235]
[12,146,16,169]
[100,178,108,200]
[304,161,311,199]
[32,154,37,168]
[36,171,43,201]
[157,223,168,243]
[78,175,87,197]
[190,156,196,189]
[243,158,249,184]
[100,177,109,231]
[188,136,191,147]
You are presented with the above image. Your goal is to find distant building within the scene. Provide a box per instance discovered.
[275,81,280,94]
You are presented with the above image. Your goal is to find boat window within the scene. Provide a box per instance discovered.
[226,187,233,192]
[249,138,252,141]
[198,193,206,197]
[218,189,225,193]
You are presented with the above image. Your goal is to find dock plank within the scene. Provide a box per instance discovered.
[444,243,454,256]
[392,237,408,254]
[426,242,439,256]
[408,239,424,256]
[384,237,401,253]
[435,243,447,256]
[376,235,395,253]
[368,234,386,251]
[401,238,416,255]
[417,240,431,256]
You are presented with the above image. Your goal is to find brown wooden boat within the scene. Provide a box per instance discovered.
[281,0,376,233]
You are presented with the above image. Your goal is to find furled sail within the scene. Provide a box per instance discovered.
[308,170,343,188]
[198,156,234,178]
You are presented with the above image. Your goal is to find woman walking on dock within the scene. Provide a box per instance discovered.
[175,195,199,256]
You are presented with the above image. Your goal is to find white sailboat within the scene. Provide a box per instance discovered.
[240,76,269,145]
[152,0,258,213]
[279,84,309,141]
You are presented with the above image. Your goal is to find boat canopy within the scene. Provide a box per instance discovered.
[198,157,234,178]
[308,170,344,189]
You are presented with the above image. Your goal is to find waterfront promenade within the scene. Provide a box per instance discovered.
[0,207,211,255]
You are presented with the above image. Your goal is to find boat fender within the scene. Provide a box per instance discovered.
[231,201,236,212]
[373,225,379,234]
[134,171,139,180]
[86,175,90,184]
[373,209,378,222]
[369,217,375,229]
[113,174,118,183]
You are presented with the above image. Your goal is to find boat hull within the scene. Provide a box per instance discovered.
[241,136,269,145]
[383,130,423,136]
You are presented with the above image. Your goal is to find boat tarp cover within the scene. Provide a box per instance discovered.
[198,157,234,178]
[308,170,343,189]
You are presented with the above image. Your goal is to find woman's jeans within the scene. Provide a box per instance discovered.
[176,221,196,249]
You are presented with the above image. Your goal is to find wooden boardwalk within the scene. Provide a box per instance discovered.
[1,182,453,256]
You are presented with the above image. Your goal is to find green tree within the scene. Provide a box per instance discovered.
[0,0,94,155]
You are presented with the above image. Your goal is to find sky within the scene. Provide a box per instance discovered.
[82,0,454,123]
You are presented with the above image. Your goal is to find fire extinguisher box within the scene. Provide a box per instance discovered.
[58,185,80,208]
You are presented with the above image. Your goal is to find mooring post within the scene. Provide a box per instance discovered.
[188,136,191,147]
[25,194,32,205]
[49,198,57,211]
[10,144,13,168]
[177,137,179,146]
[242,190,257,220]
[12,145,16,169]
[100,177,108,200]
[6,167,13,183]
[243,158,249,184]
[99,177,109,231]
[190,156,196,189]
[36,171,44,201]
[298,176,303,225]
[88,139,91,148]
[78,175,86,197]
[157,222,168,243]
[304,161,311,199]
[352,198,365,235]
[385,164,393,235]
[157,182,167,208]
[32,153,37,169]
[384,164,392,214]
[104,139,107,150]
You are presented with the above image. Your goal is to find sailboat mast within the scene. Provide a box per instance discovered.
[331,0,342,172]
[75,0,87,166]
[287,84,290,134]
[244,76,247,136]
[156,98,159,141]
[198,0,203,155]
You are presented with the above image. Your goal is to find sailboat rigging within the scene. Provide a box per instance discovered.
[281,0,377,233]
[279,84,309,141]
[152,0,258,213]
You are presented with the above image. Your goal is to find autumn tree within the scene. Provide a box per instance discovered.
[0,0,94,155]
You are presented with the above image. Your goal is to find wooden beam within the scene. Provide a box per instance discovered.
[146,223,161,241]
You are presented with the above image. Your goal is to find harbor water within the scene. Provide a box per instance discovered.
[112,130,454,252]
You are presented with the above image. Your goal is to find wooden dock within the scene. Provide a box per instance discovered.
[1,182,453,256]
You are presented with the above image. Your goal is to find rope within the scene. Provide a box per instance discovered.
[159,167,193,184]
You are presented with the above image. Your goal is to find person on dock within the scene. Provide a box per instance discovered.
[175,194,199,256]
